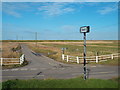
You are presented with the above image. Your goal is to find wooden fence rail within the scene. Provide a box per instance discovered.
[62,53,119,64]
[0,54,25,66]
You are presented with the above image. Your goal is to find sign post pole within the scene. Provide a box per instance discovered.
[80,26,90,80]
[83,32,87,80]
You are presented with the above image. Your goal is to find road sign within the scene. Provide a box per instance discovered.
[80,26,90,33]
[61,48,68,54]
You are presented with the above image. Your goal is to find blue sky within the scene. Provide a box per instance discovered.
[2,2,118,40]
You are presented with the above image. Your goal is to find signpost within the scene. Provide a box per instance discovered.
[61,48,67,54]
[80,26,90,80]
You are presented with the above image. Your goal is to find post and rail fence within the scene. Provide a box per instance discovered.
[62,53,120,64]
[0,54,25,66]
[0,53,119,65]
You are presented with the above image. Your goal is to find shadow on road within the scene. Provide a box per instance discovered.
[31,51,42,56]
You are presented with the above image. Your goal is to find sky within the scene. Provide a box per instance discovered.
[2,2,119,40]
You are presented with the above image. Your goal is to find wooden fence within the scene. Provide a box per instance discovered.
[62,53,119,63]
[0,54,25,66]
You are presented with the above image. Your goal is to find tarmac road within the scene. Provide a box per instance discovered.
[1,44,119,81]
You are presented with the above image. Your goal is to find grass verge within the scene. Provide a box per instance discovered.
[2,77,119,89]
[88,58,119,66]
[2,60,28,69]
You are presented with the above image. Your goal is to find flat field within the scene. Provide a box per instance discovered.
[26,40,119,65]
[2,42,21,58]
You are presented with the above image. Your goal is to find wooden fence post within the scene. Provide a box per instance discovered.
[76,56,79,64]
[67,55,69,62]
[1,58,3,66]
[62,54,64,60]
[96,56,98,63]
[111,54,114,59]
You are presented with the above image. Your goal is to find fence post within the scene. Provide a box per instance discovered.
[111,54,114,59]
[20,56,22,65]
[20,54,24,65]
[96,56,98,63]
[67,55,69,62]
[22,55,24,63]
[62,54,64,60]
[1,58,3,66]
[76,56,79,64]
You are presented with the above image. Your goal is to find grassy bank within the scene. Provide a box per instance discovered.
[2,42,22,58]
[2,77,119,89]
[2,42,28,69]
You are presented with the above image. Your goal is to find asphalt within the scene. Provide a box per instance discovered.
[1,44,119,81]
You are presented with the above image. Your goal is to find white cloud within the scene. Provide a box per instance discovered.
[2,2,118,17]
[98,5,117,15]
[2,3,33,17]
[2,2,76,17]
[3,3,20,17]
[38,3,75,16]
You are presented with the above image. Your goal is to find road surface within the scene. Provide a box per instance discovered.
[2,44,119,81]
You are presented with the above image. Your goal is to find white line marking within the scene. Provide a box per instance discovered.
[99,72,109,74]
[30,68,37,70]
[49,63,57,66]
[91,66,96,67]
[11,69,19,71]
[40,68,46,70]
[60,68,65,70]
[72,73,81,75]
[2,69,9,71]
[3,76,34,77]
[20,68,28,71]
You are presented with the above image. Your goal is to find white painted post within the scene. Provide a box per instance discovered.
[62,54,64,60]
[96,56,98,63]
[111,54,114,59]
[20,54,24,65]
[76,56,79,64]
[1,58,3,66]
[21,54,25,64]
[67,55,69,62]
[23,54,25,62]
[20,56,22,65]
[22,54,24,63]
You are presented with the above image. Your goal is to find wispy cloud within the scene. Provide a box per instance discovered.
[2,2,33,17]
[3,3,20,17]
[2,2,118,17]
[38,3,75,16]
[2,2,77,17]
[97,4,117,15]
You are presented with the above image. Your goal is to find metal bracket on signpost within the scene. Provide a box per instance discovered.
[80,26,90,80]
